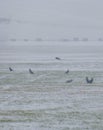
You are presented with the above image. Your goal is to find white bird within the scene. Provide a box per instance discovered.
[65,69,69,74]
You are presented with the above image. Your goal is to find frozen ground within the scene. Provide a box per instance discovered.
[0,0,103,129]
[0,41,103,130]
[0,68,103,130]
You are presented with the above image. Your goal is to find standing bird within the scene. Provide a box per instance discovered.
[86,77,93,84]
[29,69,34,74]
[55,57,61,60]
[66,79,73,83]
[65,69,69,74]
[9,67,13,71]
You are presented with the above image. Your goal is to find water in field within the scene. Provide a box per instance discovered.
[0,41,103,130]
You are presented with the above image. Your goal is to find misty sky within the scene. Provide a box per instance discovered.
[0,0,103,62]
[0,0,103,39]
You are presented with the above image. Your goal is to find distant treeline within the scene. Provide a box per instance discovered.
[0,38,103,42]
[0,17,11,24]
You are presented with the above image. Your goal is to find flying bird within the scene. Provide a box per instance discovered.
[86,77,93,84]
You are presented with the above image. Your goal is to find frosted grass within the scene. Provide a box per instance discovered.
[0,41,103,129]
[0,64,103,129]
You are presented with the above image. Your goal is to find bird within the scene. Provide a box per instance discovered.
[66,79,73,83]
[9,67,13,71]
[29,69,34,74]
[86,77,93,84]
[65,69,69,74]
[55,57,61,60]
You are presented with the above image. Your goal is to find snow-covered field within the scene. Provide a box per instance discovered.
[0,0,103,129]
[0,41,103,130]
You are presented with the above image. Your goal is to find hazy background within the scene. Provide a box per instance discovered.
[0,0,103,39]
[1,1,103,129]
[0,0,103,62]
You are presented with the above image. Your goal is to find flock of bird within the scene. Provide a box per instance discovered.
[55,57,94,84]
[8,56,94,84]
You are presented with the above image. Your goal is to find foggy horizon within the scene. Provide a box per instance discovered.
[0,0,103,40]
[1,1,103,130]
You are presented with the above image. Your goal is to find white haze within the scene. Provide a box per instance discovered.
[0,0,103,62]
[0,0,103,39]
[1,1,103,130]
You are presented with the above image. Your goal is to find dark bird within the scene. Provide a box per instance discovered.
[86,77,93,84]
[9,67,13,71]
[66,79,73,83]
[65,69,69,74]
[29,69,34,74]
[55,57,61,60]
